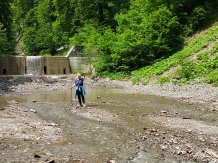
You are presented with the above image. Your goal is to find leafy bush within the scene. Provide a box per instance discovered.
[156,76,170,84]
[177,62,196,80]
[197,52,209,60]
[105,72,130,81]
[204,70,218,86]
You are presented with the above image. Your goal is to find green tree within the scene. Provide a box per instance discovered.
[12,0,35,35]
[52,0,76,46]
[36,0,56,55]
[12,0,38,55]
[85,2,182,72]
[71,0,130,31]
[22,7,38,55]
[0,23,9,56]
[0,0,15,54]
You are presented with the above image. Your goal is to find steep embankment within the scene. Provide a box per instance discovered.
[132,22,218,86]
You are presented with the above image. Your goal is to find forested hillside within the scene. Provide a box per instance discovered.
[0,0,217,85]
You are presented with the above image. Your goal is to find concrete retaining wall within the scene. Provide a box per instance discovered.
[0,56,71,75]
[66,46,86,73]
[69,57,85,72]
[44,57,71,75]
[0,56,25,75]
[66,46,84,57]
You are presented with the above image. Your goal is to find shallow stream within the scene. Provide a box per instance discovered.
[1,87,216,162]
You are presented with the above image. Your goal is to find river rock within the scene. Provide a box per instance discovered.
[108,160,117,163]
[34,153,41,158]
[30,109,37,113]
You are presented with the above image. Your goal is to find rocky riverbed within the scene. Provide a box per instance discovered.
[0,75,218,163]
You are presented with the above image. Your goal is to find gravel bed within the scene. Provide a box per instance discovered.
[0,75,218,163]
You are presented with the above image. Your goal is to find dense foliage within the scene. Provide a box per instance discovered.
[11,0,128,55]
[0,0,218,85]
[70,0,218,72]
[0,0,15,55]
[0,23,9,56]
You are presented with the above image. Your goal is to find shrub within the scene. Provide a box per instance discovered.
[156,76,170,84]
[204,70,218,87]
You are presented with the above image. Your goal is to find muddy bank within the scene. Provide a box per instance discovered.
[0,75,218,162]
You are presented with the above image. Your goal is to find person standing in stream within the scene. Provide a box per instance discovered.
[71,73,86,107]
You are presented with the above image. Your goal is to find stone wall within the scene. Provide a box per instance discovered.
[0,56,25,75]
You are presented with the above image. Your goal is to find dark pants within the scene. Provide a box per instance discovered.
[76,90,85,105]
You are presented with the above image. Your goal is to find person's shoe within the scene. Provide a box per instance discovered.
[83,104,86,107]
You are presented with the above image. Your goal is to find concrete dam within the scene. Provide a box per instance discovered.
[0,46,85,75]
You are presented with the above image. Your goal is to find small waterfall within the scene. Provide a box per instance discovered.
[26,56,44,75]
